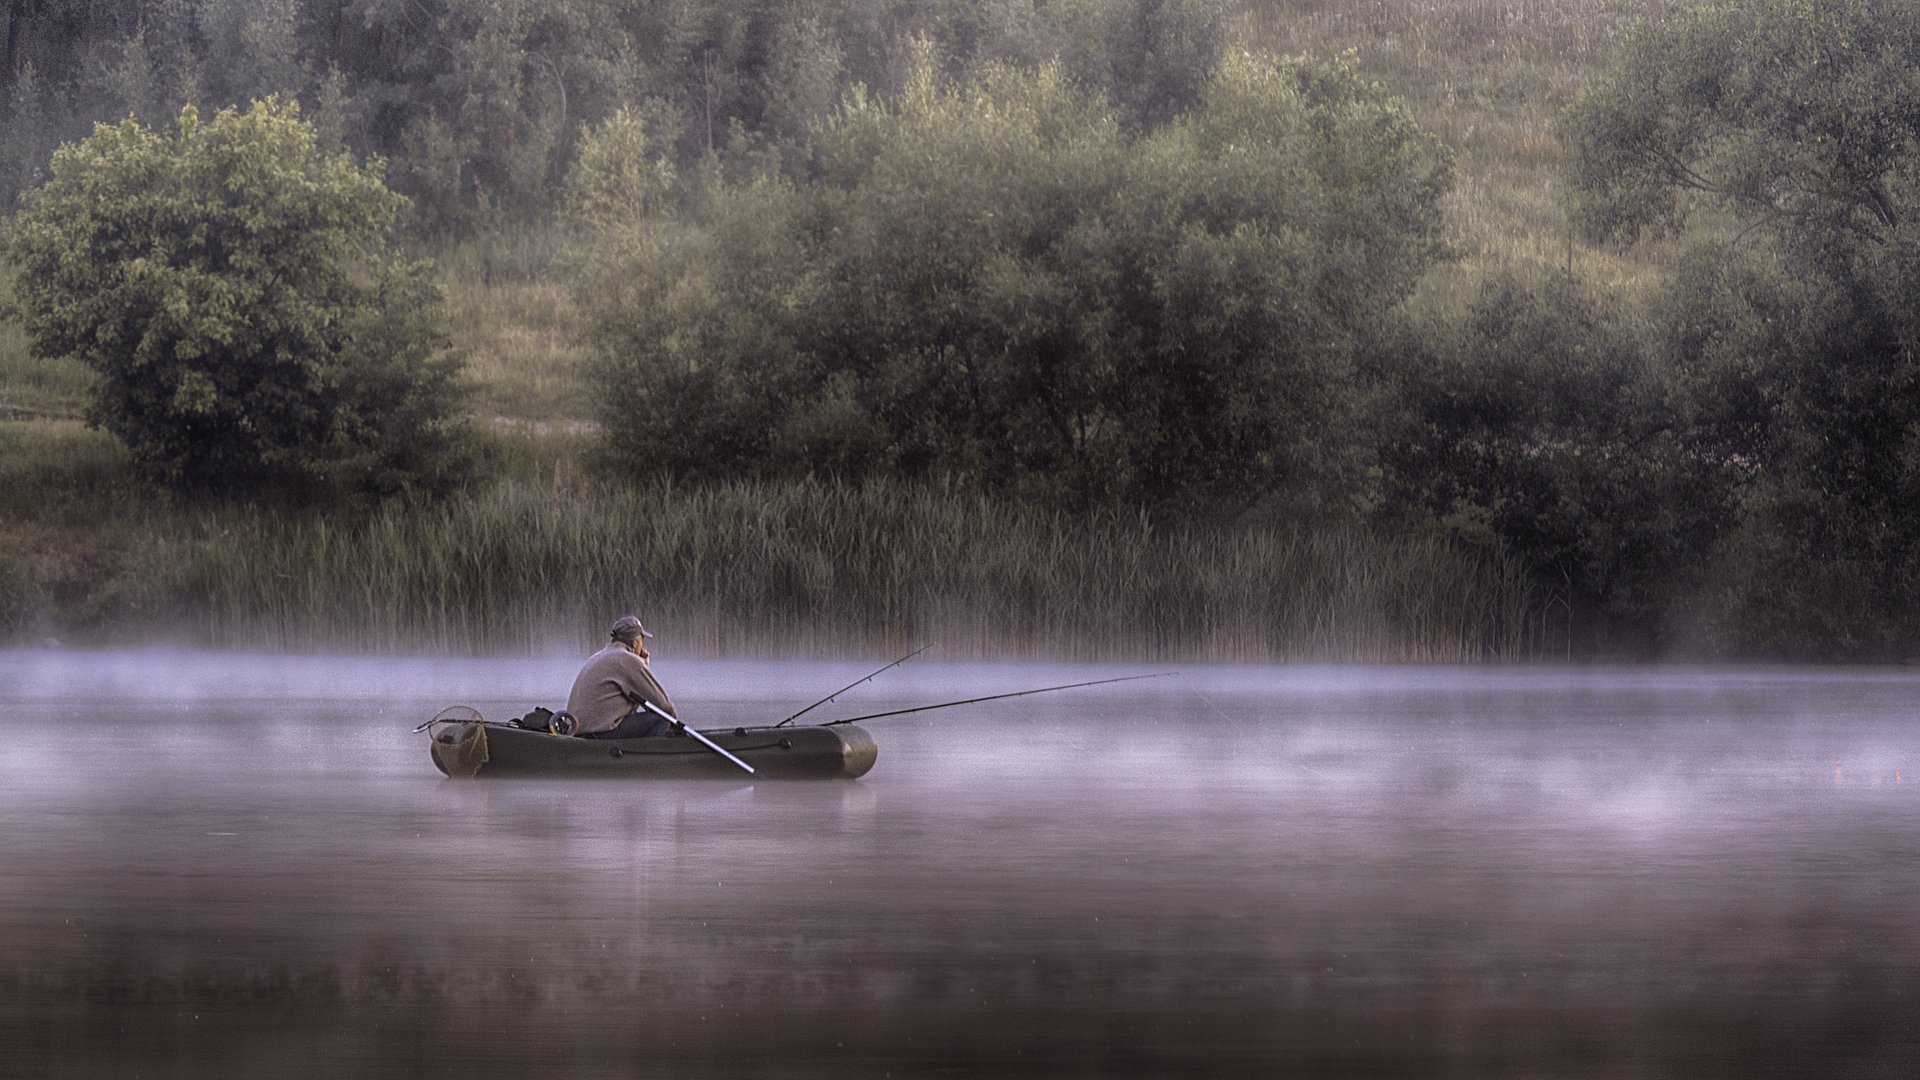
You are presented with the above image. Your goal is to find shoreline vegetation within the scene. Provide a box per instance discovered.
[2,422,1543,659]
[183,481,1540,661]
[0,0,1604,662]
[9,0,1919,662]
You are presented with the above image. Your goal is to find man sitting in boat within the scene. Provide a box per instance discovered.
[566,615,680,738]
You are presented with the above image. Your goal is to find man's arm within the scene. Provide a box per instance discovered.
[619,651,677,717]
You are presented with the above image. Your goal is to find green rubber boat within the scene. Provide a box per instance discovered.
[426,709,877,780]
[420,671,1160,780]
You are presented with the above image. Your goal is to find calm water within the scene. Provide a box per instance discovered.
[1,651,1914,1078]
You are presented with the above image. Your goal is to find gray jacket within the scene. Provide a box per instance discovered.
[565,644,678,735]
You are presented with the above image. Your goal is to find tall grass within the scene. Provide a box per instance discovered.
[0,418,186,638]
[168,479,1541,660]
[434,229,598,426]
[0,311,92,421]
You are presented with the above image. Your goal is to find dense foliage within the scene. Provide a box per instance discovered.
[6,99,469,500]
[0,0,1228,231]
[1376,273,1742,651]
[580,48,1451,517]
[1561,0,1920,655]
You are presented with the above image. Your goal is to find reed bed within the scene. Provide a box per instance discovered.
[169,479,1543,660]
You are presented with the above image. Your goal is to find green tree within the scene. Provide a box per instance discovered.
[1379,274,1738,651]
[0,60,58,199]
[1566,0,1920,656]
[1104,0,1227,130]
[1648,242,1920,657]
[1111,48,1451,513]
[0,0,1237,229]
[1565,0,1920,256]
[357,0,649,232]
[6,98,470,500]
[563,104,677,259]
[196,0,307,106]
[578,47,1451,517]
[805,51,1130,496]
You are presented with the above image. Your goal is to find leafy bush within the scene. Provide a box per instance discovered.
[577,47,1450,518]
[1565,0,1920,656]
[6,99,471,502]
[1379,273,1739,649]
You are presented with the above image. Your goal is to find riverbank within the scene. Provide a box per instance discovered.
[0,246,1545,662]
[0,0,1657,662]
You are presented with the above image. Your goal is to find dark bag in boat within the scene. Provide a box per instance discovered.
[513,707,577,736]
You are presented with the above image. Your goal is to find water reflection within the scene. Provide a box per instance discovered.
[0,651,1914,1078]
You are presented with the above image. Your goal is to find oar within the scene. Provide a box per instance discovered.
[642,700,756,775]
[775,643,932,728]
[820,672,1176,726]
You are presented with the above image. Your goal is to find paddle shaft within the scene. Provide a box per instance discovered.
[643,700,756,774]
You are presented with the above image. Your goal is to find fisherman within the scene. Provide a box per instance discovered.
[566,615,679,739]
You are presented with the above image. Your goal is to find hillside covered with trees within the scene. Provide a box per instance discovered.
[4,0,1919,662]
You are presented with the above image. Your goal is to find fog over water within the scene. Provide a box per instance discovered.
[1,650,1915,1078]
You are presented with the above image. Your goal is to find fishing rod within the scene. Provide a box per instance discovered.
[775,643,932,728]
[820,672,1176,726]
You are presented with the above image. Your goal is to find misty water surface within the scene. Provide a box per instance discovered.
[1,650,1915,1078]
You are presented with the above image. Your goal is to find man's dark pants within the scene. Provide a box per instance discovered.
[582,707,675,740]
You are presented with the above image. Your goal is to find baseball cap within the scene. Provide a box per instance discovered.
[610,615,652,641]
